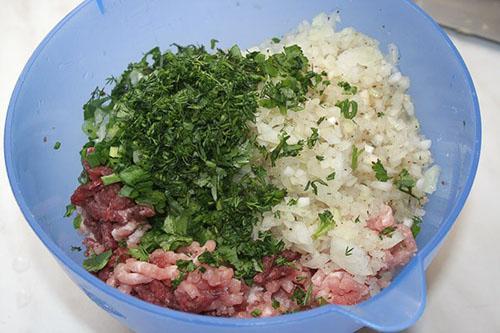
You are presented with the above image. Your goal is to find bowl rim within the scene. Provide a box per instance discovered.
[4,0,481,330]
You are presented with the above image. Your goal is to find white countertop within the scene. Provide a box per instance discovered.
[0,1,499,332]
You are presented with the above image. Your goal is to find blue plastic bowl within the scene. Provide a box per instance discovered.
[5,0,480,332]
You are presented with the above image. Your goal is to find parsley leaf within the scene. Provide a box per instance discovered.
[269,132,304,166]
[129,246,150,261]
[307,128,320,149]
[176,259,197,272]
[394,169,420,200]
[64,204,76,217]
[326,172,336,181]
[251,309,262,317]
[83,250,112,272]
[338,81,358,95]
[72,215,82,229]
[380,226,396,238]
[372,159,390,182]
[312,210,335,239]
[411,216,423,238]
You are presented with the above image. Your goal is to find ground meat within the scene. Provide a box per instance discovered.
[174,267,245,315]
[253,250,301,285]
[132,280,176,307]
[384,224,417,270]
[71,165,155,252]
[366,204,395,232]
[311,270,369,305]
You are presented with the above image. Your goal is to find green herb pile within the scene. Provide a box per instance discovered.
[78,44,325,282]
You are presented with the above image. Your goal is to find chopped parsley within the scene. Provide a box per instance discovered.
[291,285,313,306]
[287,198,298,206]
[316,155,325,161]
[76,44,325,281]
[251,309,262,317]
[411,216,423,237]
[129,246,150,261]
[337,81,358,95]
[72,215,82,229]
[53,141,61,150]
[305,179,328,195]
[306,128,320,149]
[270,132,304,166]
[291,287,306,305]
[312,210,335,239]
[316,116,326,125]
[351,146,363,171]
[345,246,354,256]
[380,226,396,238]
[172,273,185,289]
[372,159,389,182]
[271,37,281,43]
[83,250,112,272]
[177,259,197,272]
[275,256,292,266]
[64,204,76,217]
[272,299,281,309]
[171,259,201,289]
[394,169,420,200]
[377,112,385,117]
[259,45,325,114]
[354,216,361,224]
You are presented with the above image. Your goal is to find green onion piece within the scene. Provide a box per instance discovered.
[101,173,121,186]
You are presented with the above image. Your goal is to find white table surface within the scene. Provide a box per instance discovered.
[0,1,499,332]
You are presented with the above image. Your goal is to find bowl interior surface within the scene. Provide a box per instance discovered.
[5,0,479,331]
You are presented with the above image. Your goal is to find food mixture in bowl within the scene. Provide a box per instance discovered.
[66,13,439,317]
